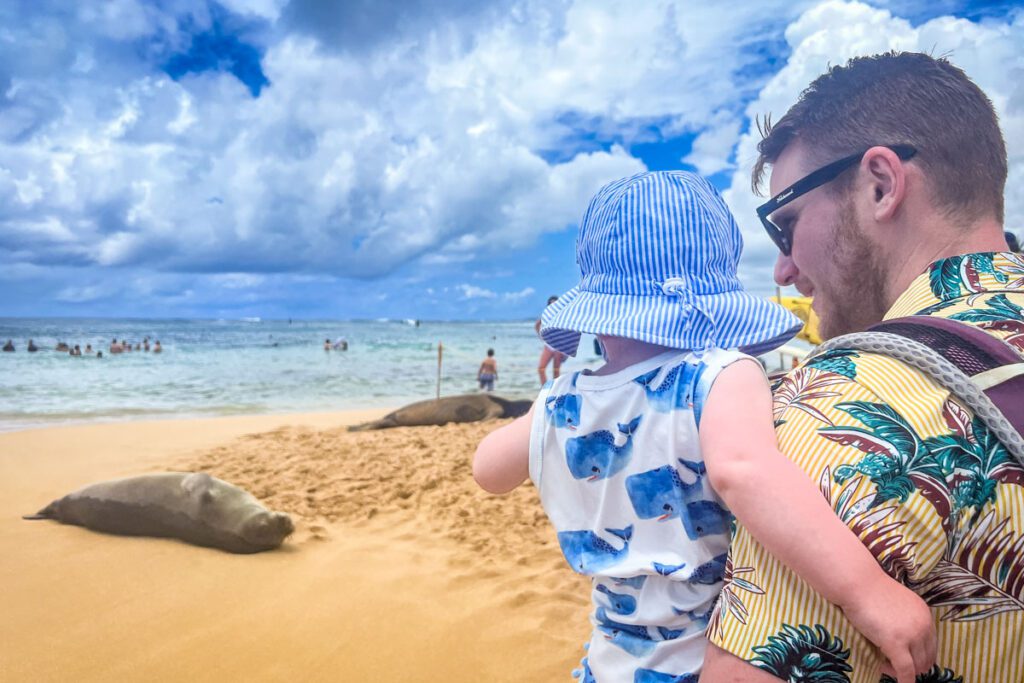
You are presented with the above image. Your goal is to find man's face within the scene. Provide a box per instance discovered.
[769,143,889,339]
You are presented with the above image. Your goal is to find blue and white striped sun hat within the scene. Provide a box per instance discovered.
[541,171,802,357]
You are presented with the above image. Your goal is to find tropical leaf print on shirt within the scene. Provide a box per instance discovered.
[915,510,1024,623]
[818,467,918,582]
[707,554,765,640]
[948,293,1024,352]
[998,252,1024,290]
[824,402,952,523]
[923,399,1024,514]
[929,253,1006,301]
[751,623,852,683]
[880,666,963,683]
[772,367,847,428]
[804,349,860,380]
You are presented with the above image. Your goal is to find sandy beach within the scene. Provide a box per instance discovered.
[0,410,589,682]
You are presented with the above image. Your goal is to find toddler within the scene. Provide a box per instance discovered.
[473,172,934,682]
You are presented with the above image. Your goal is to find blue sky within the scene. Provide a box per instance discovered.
[0,0,1021,320]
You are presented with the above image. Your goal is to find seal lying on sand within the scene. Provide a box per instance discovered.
[23,472,294,554]
[350,394,532,431]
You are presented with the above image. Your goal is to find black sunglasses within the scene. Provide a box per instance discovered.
[756,144,917,255]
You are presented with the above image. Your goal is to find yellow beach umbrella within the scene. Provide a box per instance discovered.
[771,295,821,345]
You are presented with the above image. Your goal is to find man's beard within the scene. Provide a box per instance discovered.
[816,198,890,340]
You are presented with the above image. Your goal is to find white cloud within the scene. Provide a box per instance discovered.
[55,282,115,303]
[456,284,497,299]
[723,1,1024,293]
[503,286,536,301]
[0,0,822,283]
[210,273,267,289]
[1,0,1018,308]
[683,113,742,176]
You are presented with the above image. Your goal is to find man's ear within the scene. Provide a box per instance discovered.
[861,146,908,222]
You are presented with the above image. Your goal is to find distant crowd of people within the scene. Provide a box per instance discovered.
[107,337,162,354]
[2,337,162,357]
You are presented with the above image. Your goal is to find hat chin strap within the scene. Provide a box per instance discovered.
[658,278,717,354]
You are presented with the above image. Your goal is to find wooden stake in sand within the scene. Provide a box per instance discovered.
[436,341,443,400]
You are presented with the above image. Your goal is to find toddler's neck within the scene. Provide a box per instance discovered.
[591,336,679,376]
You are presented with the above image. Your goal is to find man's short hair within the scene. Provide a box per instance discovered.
[753,51,1007,224]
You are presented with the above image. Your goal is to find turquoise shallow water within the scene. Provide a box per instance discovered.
[0,318,605,431]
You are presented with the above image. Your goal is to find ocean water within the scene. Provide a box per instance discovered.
[0,318,605,432]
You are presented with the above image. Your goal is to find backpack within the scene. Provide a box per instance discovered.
[810,316,1024,466]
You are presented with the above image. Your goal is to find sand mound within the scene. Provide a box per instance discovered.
[180,418,590,610]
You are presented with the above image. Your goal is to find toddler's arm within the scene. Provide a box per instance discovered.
[700,360,935,683]
[473,406,534,494]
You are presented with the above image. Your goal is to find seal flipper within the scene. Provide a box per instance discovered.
[22,500,58,520]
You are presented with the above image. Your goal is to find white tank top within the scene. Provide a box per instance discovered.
[528,348,747,681]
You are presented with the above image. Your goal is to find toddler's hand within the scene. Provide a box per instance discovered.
[840,577,936,683]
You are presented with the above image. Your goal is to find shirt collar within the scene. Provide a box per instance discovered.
[885,252,1024,319]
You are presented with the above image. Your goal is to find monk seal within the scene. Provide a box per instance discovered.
[23,472,294,554]
[349,393,531,431]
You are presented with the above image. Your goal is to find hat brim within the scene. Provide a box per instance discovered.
[540,287,802,358]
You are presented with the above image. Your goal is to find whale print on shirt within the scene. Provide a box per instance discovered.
[652,561,687,576]
[596,584,637,616]
[572,657,597,683]
[673,604,715,628]
[656,626,685,640]
[681,500,732,540]
[687,553,727,585]
[633,362,703,412]
[565,415,642,481]
[634,669,699,683]
[557,525,633,574]
[595,607,656,657]
[611,575,647,590]
[546,392,582,430]
[625,459,733,540]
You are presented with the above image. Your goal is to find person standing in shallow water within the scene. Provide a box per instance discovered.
[477,348,498,392]
[536,296,566,385]
[2,339,13,352]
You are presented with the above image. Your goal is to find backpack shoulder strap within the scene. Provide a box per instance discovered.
[812,316,1024,466]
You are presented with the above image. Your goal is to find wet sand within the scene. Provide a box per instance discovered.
[0,410,589,682]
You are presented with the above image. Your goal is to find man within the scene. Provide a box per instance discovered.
[477,348,498,392]
[702,52,1024,682]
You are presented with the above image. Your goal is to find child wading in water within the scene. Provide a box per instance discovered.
[473,172,935,682]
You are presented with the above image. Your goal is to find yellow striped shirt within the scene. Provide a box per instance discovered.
[710,252,1024,682]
